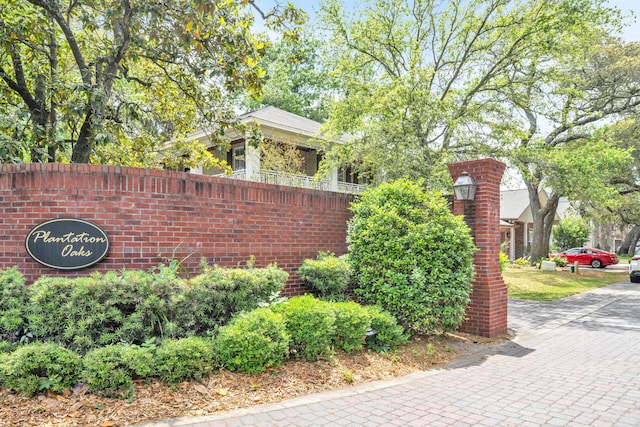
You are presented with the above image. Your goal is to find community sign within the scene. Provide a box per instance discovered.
[25,218,110,270]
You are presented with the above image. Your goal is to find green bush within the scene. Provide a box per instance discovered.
[82,343,157,397]
[348,179,475,334]
[330,301,370,352]
[273,295,336,361]
[552,215,591,251]
[27,270,183,353]
[297,252,351,300]
[0,340,17,354]
[551,256,568,267]
[23,262,287,352]
[154,337,216,385]
[499,251,510,272]
[514,257,530,267]
[215,308,289,374]
[172,262,288,337]
[363,305,409,352]
[0,342,81,396]
[0,267,30,340]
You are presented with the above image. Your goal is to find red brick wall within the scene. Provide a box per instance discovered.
[0,163,353,295]
[449,159,507,337]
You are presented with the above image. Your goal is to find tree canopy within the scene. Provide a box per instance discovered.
[0,0,305,166]
[316,0,640,261]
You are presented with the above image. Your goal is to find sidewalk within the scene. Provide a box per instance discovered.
[141,281,640,426]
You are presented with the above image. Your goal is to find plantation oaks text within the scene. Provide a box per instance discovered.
[25,219,110,270]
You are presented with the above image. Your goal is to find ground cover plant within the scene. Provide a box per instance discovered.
[503,268,627,300]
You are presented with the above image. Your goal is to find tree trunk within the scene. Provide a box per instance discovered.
[526,180,561,264]
[619,226,640,256]
[71,112,94,163]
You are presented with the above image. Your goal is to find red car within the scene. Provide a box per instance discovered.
[549,247,618,269]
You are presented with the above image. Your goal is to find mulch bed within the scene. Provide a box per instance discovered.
[0,332,508,427]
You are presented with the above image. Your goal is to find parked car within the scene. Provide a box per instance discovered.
[548,247,618,269]
[630,252,640,283]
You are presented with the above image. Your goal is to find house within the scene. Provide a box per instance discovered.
[499,189,573,260]
[185,106,366,194]
[500,189,626,259]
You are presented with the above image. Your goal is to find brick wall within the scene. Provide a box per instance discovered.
[0,164,353,295]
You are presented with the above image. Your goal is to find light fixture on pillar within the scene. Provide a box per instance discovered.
[453,172,477,201]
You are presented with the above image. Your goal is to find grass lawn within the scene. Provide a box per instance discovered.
[502,268,628,301]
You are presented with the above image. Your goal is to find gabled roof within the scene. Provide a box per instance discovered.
[188,106,328,144]
[501,188,568,223]
[500,189,532,221]
[239,106,323,138]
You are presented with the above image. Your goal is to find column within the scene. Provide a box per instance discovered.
[448,158,507,337]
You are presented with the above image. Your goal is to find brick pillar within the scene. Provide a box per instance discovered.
[448,159,507,337]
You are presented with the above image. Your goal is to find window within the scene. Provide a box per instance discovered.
[233,146,245,171]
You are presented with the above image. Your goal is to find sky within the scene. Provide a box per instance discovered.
[289,0,640,43]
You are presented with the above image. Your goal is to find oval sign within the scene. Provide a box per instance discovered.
[25,219,110,270]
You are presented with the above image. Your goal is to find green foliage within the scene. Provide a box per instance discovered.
[173,262,287,337]
[297,252,351,300]
[215,308,289,374]
[83,345,143,398]
[499,252,510,272]
[27,270,184,353]
[330,301,370,352]
[0,0,305,164]
[349,180,475,334]
[552,216,591,251]
[273,295,336,361]
[362,305,409,353]
[238,34,334,122]
[514,258,531,267]
[154,337,216,385]
[550,256,569,268]
[0,268,30,339]
[0,343,81,396]
[23,263,286,352]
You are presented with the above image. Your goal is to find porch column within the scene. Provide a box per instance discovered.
[449,158,507,337]
[509,226,516,260]
[245,143,261,181]
[328,167,339,192]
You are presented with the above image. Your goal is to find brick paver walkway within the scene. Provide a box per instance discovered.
[143,281,640,426]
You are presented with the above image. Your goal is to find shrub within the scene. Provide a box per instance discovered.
[26,270,184,353]
[0,268,30,341]
[215,308,289,374]
[551,256,568,268]
[330,301,370,352]
[363,305,409,352]
[82,342,157,398]
[154,337,216,385]
[499,251,510,272]
[298,252,351,300]
[0,340,17,355]
[552,215,591,251]
[24,262,286,352]
[514,257,530,267]
[172,262,288,337]
[348,179,475,334]
[83,346,132,397]
[273,295,336,361]
[0,343,81,396]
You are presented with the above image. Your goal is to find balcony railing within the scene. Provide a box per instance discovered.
[215,169,366,194]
